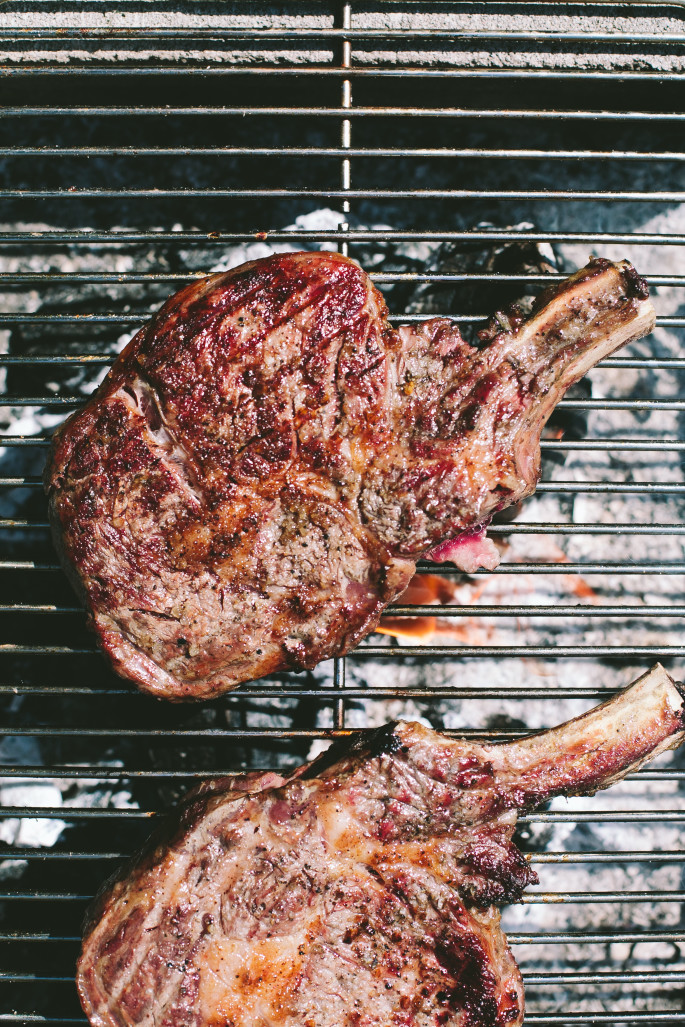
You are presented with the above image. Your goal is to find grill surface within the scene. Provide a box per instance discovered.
[1,2,685,1024]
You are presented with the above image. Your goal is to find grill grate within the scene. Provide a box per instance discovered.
[1,2,685,1023]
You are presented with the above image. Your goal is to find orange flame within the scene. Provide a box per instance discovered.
[377,541,597,643]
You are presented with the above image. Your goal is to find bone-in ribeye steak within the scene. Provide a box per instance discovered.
[45,253,655,699]
[77,664,685,1027]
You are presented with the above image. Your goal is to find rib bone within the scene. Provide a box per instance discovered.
[77,664,684,1027]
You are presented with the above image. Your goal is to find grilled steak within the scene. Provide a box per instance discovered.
[77,664,685,1027]
[45,253,655,699]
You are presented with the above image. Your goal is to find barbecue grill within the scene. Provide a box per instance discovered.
[1,2,685,1023]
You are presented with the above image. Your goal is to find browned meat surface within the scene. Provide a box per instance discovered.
[77,664,685,1027]
[45,253,655,699]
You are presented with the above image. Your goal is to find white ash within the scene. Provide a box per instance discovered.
[0,717,64,874]
[0,781,65,851]
[4,4,685,75]
[0,725,138,882]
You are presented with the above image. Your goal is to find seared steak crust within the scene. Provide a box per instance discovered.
[46,253,655,699]
[77,665,685,1027]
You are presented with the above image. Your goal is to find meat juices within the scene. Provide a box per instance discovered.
[77,664,685,1027]
[45,253,656,699]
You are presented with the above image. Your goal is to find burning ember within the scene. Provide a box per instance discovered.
[377,541,598,644]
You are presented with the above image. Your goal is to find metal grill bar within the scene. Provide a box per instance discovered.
[3,644,684,659]
[5,679,685,701]
[4,67,685,82]
[539,440,685,451]
[4,969,685,985]
[4,106,685,121]
[2,603,683,618]
[3,478,683,496]
[522,812,685,824]
[2,713,685,736]
[4,398,684,415]
[358,645,685,657]
[6,520,683,535]
[1,848,683,865]
[530,851,685,864]
[524,970,685,984]
[513,931,685,944]
[9,314,685,329]
[361,605,685,617]
[407,561,685,573]
[6,146,685,161]
[2,929,684,946]
[6,806,680,823]
[2,560,680,574]
[1,765,682,779]
[0,230,682,246]
[5,272,685,287]
[0,893,93,901]
[12,437,685,458]
[525,1018,685,1025]
[2,889,683,905]
[4,27,685,41]
[1,764,681,776]
[5,188,685,201]
[517,891,685,904]
[2,438,684,451]
[2,356,681,372]
[4,477,680,496]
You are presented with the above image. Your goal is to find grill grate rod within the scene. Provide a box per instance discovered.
[0,807,678,824]
[2,889,684,905]
[6,187,685,202]
[4,438,684,453]
[0,764,682,780]
[7,480,685,504]
[2,560,683,574]
[4,107,685,121]
[2,313,684,333]
[6,146,685,162]
[4,397,684,414]
[1,230,683,246]
[2,356,682,372]
[6,271,685,287]
[384,604,685,617]
[4,478,685,497]
[4,67,685,83]
[525,970,685,984]
[6,520,685,535]
[526,1017,685,1025]
[7,313,685,327]
[2,929,684,945]
[4,969,685,985]
[2,603,683,618]
[3,644,684,659]
[2,849,683,865]
[5,27,685,41]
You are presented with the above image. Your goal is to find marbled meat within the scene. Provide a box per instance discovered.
[77,664,685,1027]
[46,253,655,698]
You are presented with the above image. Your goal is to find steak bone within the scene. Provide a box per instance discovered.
[45,253,656,698]
[77,665,684,1027]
